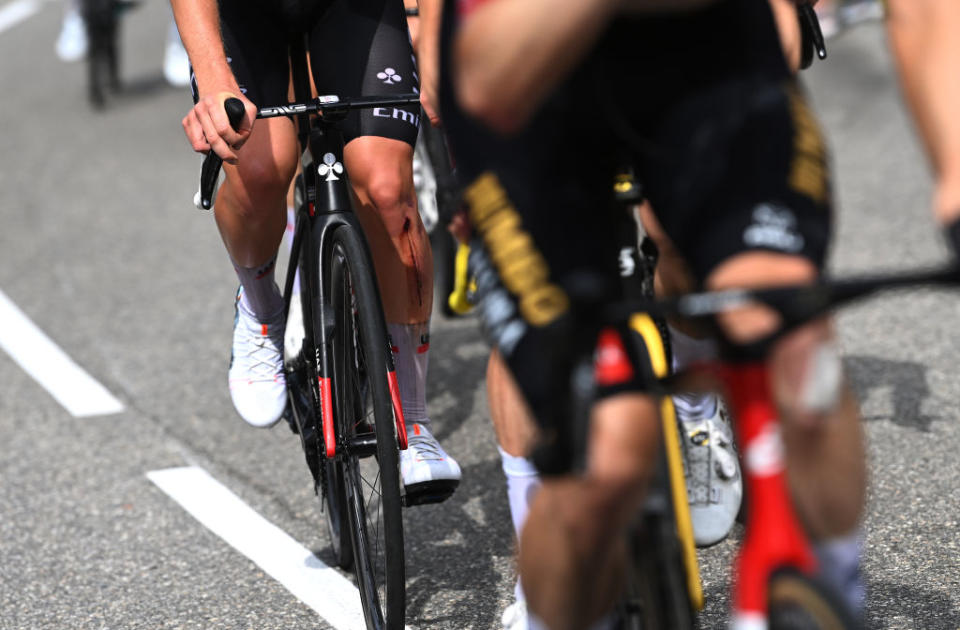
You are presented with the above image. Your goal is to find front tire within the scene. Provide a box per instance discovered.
[328,225,405,630]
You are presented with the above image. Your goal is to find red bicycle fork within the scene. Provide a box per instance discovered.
[719,363,817,629]
[316,368,409,457]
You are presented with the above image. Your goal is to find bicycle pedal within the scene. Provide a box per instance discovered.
[401,480,459,507]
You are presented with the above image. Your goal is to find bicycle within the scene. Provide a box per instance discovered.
[612,174,703,629]
[195,34,419,630]
[613,262,960,628]
[457,170,704,628]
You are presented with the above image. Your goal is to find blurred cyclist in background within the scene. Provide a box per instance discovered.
[55,0,190,87]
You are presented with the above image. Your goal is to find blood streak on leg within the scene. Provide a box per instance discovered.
[401,217,424,308]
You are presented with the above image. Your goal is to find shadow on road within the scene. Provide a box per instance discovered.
[844,355,940,431]
[404,457,514,629]
[865,578,960,629]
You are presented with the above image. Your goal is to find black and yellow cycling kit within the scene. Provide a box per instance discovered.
[440,0,833,433]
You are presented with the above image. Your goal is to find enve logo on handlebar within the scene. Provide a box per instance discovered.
[260,104,310,117]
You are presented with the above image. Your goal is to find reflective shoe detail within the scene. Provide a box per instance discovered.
[400,423,461,505]
[681,400,742,547]
[56,8,88,62]
[501,599,528,630]
[229,291,286,428]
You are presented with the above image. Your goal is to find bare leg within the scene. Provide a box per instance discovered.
[706,252,866,539]
[520,394,660,630]
[344,136,433,324]
[215,116,297,270]
[488,349,539,456]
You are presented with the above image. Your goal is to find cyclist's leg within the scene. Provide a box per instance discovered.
[646,77,866,616]
[459,168,661,630]
[707,253,867,612]
[638,202,741,547]
[707,254,866,533]
[311,0,460,497]
[197,2,297,426]
[206,2,295,306]
[216,122,296,273]
[520,393,660,630]
[344,137,433,323]
[487,349,540,624]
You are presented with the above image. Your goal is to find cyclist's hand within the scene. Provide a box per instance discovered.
[182,91,256,164]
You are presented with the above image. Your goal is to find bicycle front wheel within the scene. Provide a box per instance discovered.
[328,225,405,630]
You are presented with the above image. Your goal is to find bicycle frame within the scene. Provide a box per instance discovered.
[718,363,817,628]
[278,34,411,473]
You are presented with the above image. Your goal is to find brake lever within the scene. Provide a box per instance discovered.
[195,98,246,210]
[798,3,827,70]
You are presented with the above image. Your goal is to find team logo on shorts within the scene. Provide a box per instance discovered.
[377,67,402,85]
[743,203,804,253]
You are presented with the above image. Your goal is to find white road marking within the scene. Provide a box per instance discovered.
[0,0,40,34]
[0,289,124,417]
[147,466,371,630]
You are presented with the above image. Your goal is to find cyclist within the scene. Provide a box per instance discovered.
[170,0,461,501]
[56,0,191,88]
[440,0,867,628]
[417,0,811,625]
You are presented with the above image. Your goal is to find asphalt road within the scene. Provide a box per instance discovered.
[0,3,958,629]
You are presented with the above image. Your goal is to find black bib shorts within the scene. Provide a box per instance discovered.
[191,0,420,147]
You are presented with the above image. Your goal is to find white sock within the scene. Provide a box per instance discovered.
[388,322,430,429]
[499,446,541,603]
[234,254,284,321]
[814,532,864,617]
[669,324,719,422]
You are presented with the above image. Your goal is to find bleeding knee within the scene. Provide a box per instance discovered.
[363,174,416,231]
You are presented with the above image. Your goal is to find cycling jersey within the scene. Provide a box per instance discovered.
[440,0,833,433]
[190,0,420,146]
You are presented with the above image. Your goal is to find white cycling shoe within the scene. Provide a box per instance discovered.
[679,398,743,547]
[55,8,88,62]
[400,423,461,505]
[229,292,287,428]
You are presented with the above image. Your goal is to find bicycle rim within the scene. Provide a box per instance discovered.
[329,226,405,630]
[768,569,856,630]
